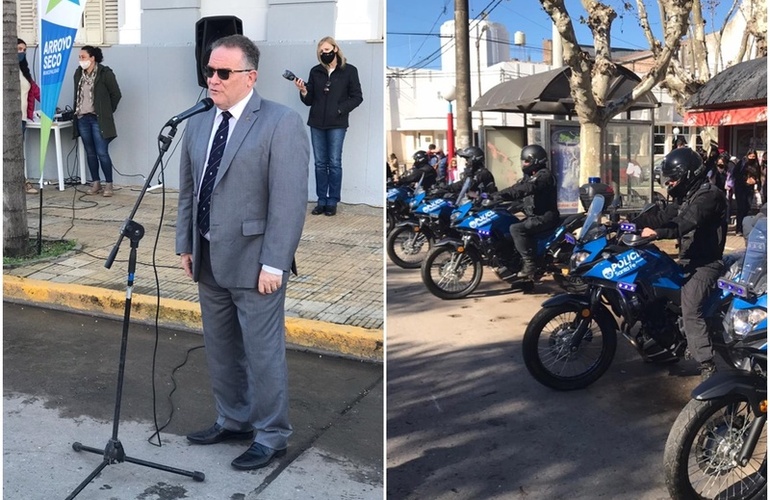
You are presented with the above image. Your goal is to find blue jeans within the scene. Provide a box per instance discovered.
[77,114,114,183]
[310,127,346,207]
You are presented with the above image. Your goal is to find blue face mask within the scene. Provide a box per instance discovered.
[18,53,26,62]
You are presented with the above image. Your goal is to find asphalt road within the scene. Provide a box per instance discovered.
[386,263,703,500]
[3,303,383,500]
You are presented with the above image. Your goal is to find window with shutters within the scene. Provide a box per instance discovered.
[17,0,119,46]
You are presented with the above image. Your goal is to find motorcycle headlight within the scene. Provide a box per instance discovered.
[731,308,767,337]
[569,251,590,272]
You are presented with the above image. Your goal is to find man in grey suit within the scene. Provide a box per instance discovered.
[176,35,309,470]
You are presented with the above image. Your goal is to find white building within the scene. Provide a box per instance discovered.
[19,0,384,206]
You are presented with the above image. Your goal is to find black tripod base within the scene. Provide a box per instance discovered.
[66,439,205,499]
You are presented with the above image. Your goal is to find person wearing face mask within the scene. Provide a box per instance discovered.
[733,149,760,235]
[73,45,122,197]
[293,36,363,217]
[707,152,729,192]
[18,38,40,194]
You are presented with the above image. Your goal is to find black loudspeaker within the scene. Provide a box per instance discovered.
[195,16,243,88]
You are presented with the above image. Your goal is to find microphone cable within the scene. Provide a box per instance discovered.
[145,89,209,447]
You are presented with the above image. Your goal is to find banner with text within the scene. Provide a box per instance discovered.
[37,0,86,179]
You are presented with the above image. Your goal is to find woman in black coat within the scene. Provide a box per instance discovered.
[294,36,363,216]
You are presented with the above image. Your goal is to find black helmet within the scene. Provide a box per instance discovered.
[520,144,548,175]
[412,150,429,166]
[456,146,484,172]
[660,147,706,199]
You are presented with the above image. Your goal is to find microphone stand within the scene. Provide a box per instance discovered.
[66,124,205,499]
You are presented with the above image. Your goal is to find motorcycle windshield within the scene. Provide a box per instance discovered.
[455,177,473,205]
[739,217,767,294]
[578,195,606,243]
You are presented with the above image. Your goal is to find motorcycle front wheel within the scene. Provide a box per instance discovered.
[387,225,432,269]
[664,395,767,500]
[420,246,483,299]
[521,303,617,390]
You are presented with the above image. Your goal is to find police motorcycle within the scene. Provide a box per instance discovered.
[663,217,767,500]
[386,177,473,269]
[386,181,416,235]
[419,193,583,300]
[521,194,739,391]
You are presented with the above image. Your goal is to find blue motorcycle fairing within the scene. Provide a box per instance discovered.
[457,208,518,234]
[416,197,452,215]
[690,369,767,415]
[583,247,647,282]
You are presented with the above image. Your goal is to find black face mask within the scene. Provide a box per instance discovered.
[320,51,336,64]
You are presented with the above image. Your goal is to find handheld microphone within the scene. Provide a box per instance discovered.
[282,70,297,81]
[165,98,215,127]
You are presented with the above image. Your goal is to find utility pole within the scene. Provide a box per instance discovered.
[454,0,472,149]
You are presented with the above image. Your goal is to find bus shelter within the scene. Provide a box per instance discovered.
[473,65,659,213]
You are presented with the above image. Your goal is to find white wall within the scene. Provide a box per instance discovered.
[26,0,384,206]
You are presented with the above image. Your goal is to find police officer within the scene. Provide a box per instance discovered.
[397,150,437,191]
[445,146,497,197]
[494,144,559,278]
[640,147,727,379]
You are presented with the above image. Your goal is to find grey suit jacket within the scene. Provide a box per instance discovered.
[175,91,310,288]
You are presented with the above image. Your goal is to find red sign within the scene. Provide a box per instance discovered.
[683,105,767,126]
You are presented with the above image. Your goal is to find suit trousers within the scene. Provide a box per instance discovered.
[198,238,292,450]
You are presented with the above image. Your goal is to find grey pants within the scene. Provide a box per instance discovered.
[680,261,723,364]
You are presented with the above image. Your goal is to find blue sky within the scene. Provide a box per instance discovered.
[386,0,737,69]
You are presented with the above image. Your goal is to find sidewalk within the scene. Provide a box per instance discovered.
[4,184,383,361]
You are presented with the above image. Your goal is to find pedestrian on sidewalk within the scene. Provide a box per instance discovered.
[73,45,121,197]
[18,38,40,195]
[294,36,363,216]
[176,35,309,471]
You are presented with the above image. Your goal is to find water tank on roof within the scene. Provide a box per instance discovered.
[514,31,526,46]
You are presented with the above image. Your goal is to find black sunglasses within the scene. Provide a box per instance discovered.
[203,66,254,80]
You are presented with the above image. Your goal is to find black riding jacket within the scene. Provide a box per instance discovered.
[398,163,437,191]
[496,167,558,218]
[642,181,727,268]
[446,167,497,195]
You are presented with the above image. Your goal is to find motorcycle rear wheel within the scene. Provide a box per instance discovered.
[521,303,617,390]
[387,225,432,269]
[421,246,483,299]
[664,396,767,500]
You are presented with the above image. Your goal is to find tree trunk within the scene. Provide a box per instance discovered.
[578,121,602,186]
[3,0,31,258]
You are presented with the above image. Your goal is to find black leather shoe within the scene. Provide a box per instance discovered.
[186,424,254,445]
[311,205,325,215]
[231,442,287,470]
[324,206,337,216]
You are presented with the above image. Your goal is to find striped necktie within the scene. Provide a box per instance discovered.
[197,110,231,237]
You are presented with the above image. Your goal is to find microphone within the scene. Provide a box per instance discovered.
[282,70,297,81]
[165,98,215,127]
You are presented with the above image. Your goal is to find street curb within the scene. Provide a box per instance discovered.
[3,276,383,362]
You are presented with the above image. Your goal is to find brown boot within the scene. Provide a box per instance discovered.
[102,182,113,197]
[87,181,101,195]
[25,182,38,194]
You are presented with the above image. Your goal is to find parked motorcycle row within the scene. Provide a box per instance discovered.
[387,181,767,499]
[386,178,584,298]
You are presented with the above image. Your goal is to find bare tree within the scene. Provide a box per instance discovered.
[3,0,30,257]
[540,0,693,184]
[641,0,766,117]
